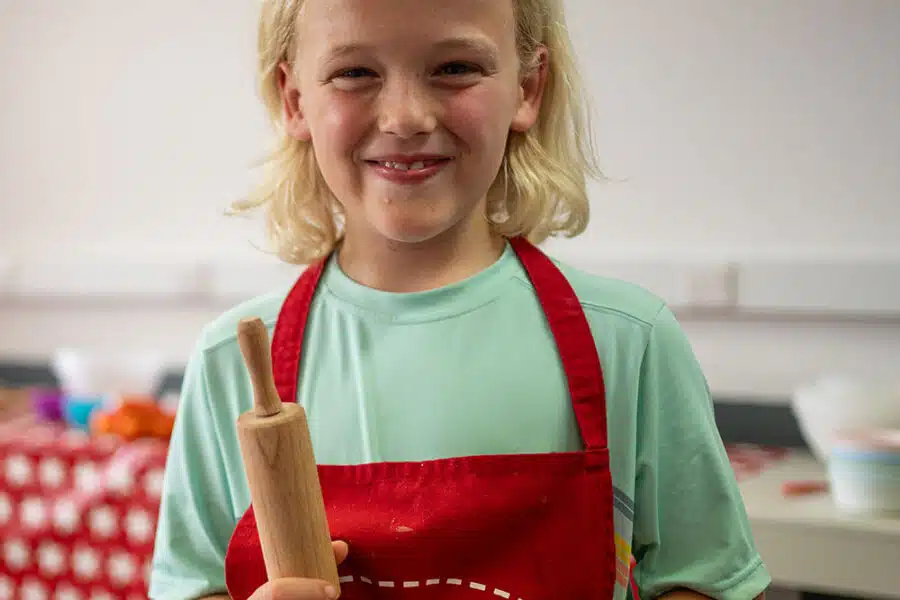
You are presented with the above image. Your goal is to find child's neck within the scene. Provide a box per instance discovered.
[337,223,507,293]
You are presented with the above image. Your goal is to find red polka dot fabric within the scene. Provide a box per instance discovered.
[0,416,166,600]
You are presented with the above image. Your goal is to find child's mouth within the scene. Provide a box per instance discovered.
[365,158,452,184]
[367,158,450,171]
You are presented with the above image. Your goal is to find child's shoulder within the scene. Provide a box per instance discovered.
[544,257,702,380]
[545,255,668,328]
[194,285,291,356]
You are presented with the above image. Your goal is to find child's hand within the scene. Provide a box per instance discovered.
[248,541,349,600]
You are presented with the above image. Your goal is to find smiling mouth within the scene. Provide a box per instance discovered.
[366,158,451,171]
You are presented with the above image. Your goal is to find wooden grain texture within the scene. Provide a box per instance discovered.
[236,318,282,417]
[235,318,340,591]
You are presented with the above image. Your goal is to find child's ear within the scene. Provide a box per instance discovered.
[510,46,549,133]
[278,62,311,141]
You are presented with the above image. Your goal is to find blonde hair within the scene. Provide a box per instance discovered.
[232,0,601,265]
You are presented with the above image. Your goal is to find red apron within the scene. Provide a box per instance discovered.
[224,236,620,599]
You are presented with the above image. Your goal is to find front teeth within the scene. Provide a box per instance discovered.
[381,161,427,171]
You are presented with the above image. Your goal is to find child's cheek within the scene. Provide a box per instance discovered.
[445,86,515,153]
[313,95,371,152]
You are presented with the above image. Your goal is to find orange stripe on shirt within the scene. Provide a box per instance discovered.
[614,534,632,564]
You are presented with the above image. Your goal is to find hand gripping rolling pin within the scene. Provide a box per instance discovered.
[235,317,341,593]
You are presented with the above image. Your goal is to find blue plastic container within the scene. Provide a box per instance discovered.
[828,430,900,516]
[63,394,107,431]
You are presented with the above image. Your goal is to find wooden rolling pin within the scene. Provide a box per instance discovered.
[235,317,340,593]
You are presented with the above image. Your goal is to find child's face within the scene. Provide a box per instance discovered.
[280,0,546,247]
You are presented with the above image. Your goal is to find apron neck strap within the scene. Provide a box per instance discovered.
[270,236,609,452]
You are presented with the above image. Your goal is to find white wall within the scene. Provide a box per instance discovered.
[2,0,898,400]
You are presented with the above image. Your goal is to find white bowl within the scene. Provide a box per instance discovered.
[828,429,900,516]
[791,375,900,463]
[51,348,166,398]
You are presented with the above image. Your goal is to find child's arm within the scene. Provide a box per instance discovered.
[629,306,771,600]
[148,343,236,599]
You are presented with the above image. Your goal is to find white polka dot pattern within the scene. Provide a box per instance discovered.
[73,462,98,493]
[142,469,164,499]
[39,458,66,490]
[5,454,33,488]
[20,497,48,531]
[1,418,168,599]
[52,499,80,535]
[72,546,101,582]
[37,542,66,577]
[0,493,12,525]
[20,578,49,600]
[53,583,82,600]
[0,575,13,600]
[108,553,137,588]
[125,509,154,545]
[4,538,31,572]
[88,505,118,539]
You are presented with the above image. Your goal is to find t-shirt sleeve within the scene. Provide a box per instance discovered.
[148,344,235,599]
[630,305,771,599]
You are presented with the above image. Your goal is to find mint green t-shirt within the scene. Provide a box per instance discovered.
[148,243,770,600]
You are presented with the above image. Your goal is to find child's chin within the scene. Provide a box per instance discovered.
[366,201,470,246]
[376,219,457,246]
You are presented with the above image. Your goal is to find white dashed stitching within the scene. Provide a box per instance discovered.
[339,575,524,599]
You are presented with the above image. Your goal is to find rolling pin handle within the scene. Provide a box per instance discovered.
[237,317,283,417]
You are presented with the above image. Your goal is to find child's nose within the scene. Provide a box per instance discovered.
[376,79,438,139]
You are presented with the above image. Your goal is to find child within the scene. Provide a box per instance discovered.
[149,0,771,598]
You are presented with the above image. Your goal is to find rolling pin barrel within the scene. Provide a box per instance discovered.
[235,317,340,591]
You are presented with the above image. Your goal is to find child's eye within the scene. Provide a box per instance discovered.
[335,67,376,80]
[436,62,480,77]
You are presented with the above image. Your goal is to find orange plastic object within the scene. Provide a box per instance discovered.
[781,480,829,497]
[91,396,175,441]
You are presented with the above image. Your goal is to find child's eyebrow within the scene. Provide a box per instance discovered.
[431,36,500,58]
[323,35,500,63]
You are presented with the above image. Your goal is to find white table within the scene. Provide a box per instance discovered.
[740,451,900,599]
